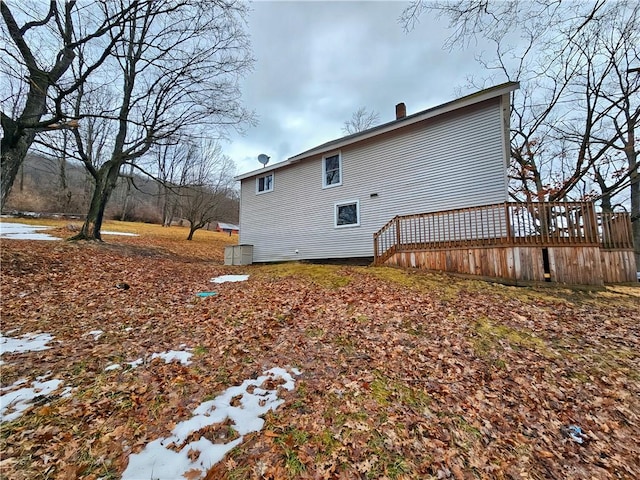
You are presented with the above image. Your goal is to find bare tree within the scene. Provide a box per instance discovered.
[67,0,253,240]
[0,0,134,210]
[401,0,640,264]
[342,107,380,135]
[178,141,237,241]
[153,140,191,227]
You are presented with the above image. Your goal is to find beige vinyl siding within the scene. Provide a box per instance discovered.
[240,98,508,262]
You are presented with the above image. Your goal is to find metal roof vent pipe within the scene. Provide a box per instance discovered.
[395,102,406,120]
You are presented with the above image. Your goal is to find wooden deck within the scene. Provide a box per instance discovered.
[373,202,636,285]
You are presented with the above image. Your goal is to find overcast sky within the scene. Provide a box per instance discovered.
[227,0,500,176]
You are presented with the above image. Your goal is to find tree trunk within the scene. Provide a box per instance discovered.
[622,117,639,271]
[0,54,71,210]
[59,131,68,191]
[630,155,639,270]
[161,185,174,227]
[1,126,36,210]
[70,161,122,240]
[187,224,198,240]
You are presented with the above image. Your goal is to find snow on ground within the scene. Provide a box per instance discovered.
[85,330,104,341]
[0,222,59,241]
[0,222,138,240]
[0,331,71,423]
[104,348,194,371]
[0,331,55,365]
[210,274,250,283]
[0,376,72,423]
[121,367,300,480]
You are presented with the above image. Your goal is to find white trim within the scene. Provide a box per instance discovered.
[334,199,360,228]
[256,172,274,194]
[322,151,342,189]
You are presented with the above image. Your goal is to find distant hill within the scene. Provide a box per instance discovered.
[3,153,238,226]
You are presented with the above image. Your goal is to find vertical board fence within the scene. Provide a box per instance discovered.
[373,201,636,285]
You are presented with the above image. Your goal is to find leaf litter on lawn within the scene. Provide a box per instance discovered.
[0,231,639,479]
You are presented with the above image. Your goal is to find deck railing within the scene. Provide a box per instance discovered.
[597,211,634,249]
[373,201,634,264]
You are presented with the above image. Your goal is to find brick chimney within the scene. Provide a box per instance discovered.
[395,102,406,120]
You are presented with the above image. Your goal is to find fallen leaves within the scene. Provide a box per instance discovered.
[1,228,639,479]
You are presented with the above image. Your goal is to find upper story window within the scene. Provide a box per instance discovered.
[257,173,273,193]
[322,152,342,188]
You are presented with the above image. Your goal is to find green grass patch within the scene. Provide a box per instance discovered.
[369,372,431,412]
[273,427,309,477]
[193,345,208,355]
[367,267,470,301]
[305,327,325,338]
[471,317,551,358]
[365,431,412,479]
[254,263,352,288]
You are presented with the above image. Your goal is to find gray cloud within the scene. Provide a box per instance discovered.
[226,1,499,175]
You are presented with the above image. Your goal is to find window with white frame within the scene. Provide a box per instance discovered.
[335,200,359,228]
[256,173,273,193]
[322,153,342,188]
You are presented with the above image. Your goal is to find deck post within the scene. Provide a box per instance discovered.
[585,202,599,245]
[395,216,401,252]
[504,202,512,243]
[373,234,379,264]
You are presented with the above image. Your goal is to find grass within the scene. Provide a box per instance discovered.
[470,316,552,358]
[1,217,237,261]
[254,262,352,289]
[369,372,431,412]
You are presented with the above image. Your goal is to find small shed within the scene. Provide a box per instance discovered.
[216,222,239,235]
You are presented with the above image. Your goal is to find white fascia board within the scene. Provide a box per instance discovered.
[235,162,288,181]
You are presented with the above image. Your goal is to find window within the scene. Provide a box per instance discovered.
[323,153,342,188]
[335,200,360,228]
[257,173,273,193]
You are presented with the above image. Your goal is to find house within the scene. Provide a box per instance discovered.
[236,82,519,263]
[215,222,239,235]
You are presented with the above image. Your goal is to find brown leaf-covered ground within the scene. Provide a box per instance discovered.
[1,220,639,480]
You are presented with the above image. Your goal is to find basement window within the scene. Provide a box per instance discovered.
[335,200,359,228]
[256,173,273,194]
[323,152,342,188]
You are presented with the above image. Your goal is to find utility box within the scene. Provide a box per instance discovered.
[224,246,234,265]
[224,245,253,265]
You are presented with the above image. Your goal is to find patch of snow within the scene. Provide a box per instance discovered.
[1,378,65,423]
[86,330,104,341]
[151,350,193,366]
[1,332,55,365]
[210,274,250,284]
[127,358,145,369]
[105,364,122,371]
[110,348,194,372]
[0,222,59,241]
[60,386,73,398]
[121,367,299,480]
[10,378,29,387]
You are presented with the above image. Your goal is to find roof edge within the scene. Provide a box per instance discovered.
[235,81,519,181]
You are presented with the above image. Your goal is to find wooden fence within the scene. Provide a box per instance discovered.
[374,201,634,264]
